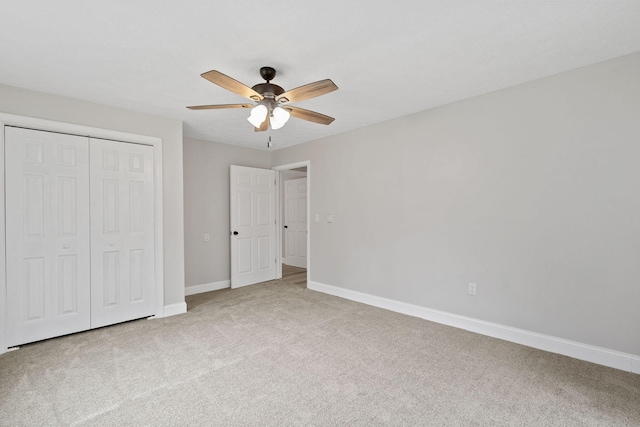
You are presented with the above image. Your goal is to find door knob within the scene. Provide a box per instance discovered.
[233,231,239,235]
[63,244,70,249]
[284,225,288,228]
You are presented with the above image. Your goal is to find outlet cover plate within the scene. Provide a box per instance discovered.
[468,282,477,296]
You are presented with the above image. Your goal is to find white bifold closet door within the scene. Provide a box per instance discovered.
[5,127,91,346]
[5,128,155,346]
[89,138,155,328]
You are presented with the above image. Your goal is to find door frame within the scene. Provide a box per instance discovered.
[0,113,165,354]
[272,161,310,281]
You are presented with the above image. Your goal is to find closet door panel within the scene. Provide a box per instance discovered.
[5,127,90,346]
[90,139,155,328]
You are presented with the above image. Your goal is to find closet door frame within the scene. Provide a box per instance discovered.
[0,113,165,354]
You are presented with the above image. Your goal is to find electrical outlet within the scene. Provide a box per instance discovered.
[204,233,210,242]
[468,282,477,296]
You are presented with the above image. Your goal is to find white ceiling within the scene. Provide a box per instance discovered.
[1,1,640,150]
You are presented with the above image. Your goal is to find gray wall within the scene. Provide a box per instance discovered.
[272,52,640,355]
[183,137,271,287]
[0,84,186,306]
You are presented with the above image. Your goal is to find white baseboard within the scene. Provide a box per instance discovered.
[308,280,640,374]
[163,302,187,317]
[185,280,230,296]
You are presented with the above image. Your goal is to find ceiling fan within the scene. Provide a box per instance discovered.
[187,66,338,132]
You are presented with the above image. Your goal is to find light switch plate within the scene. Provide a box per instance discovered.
[327,214,333,223]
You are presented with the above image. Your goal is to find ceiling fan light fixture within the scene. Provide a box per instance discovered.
[247,104,268,128]
[270,106,290,130]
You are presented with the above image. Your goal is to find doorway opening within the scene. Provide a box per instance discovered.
[273,161,310,287]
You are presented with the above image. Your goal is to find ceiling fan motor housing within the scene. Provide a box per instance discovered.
[252,66,285,100]
[252,82,285,99]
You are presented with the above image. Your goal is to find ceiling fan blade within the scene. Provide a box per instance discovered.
[186,103,253,110]
[201,70,264,101]
[254,117,269,132]
[276,79,338,104]
[286,106,335,125]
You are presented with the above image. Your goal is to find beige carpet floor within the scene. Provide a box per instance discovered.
[1,266,639,426]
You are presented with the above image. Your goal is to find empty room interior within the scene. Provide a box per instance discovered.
[1,1,640,425]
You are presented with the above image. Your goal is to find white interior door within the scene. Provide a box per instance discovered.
[90,138,155,328]
[230,165,276,288]
[283,178,307,268]
[5,127,91,346]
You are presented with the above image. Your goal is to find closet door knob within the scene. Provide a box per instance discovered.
[63,244,70,249]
